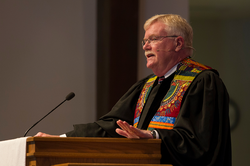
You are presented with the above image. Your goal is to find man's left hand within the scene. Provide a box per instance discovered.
[115,120,153,139]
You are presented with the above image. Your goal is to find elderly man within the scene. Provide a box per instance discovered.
[36,14,231,166]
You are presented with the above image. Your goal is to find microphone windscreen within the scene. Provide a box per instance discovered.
[66,92,75,101]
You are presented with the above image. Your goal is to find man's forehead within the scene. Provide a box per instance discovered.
[145,22,168,37]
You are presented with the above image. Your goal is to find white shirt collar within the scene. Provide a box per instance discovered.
[162,63,178,79]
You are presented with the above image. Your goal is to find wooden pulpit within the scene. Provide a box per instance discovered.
[26,137,171,166]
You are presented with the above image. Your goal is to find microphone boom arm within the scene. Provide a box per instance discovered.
[23,92,75,137]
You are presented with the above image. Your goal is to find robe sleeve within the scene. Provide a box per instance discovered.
[66,75,153,137]
[157,70,231,165]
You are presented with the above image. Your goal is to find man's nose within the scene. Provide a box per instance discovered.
[143,41,151,50]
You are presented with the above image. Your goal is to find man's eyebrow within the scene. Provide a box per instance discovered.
[149,35,158,38]
[143,35,157,40]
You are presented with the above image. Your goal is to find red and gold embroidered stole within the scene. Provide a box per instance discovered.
[133,58,212,130]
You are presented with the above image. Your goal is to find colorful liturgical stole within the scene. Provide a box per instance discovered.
[133,58,212,130]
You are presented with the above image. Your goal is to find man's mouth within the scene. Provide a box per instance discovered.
[145,52,155,58]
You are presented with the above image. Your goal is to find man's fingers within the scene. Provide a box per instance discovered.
[34,132,45,137]
[115,128,128,137]
[34,132,59,137]
[117,120,130,132]
[116,120,140,139]
[116,120,153,139]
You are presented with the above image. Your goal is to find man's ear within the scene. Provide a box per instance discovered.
[175,36,184,52]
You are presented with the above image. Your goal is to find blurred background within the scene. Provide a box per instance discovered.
[0,0,249,165]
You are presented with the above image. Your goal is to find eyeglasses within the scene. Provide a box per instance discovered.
[142,35,178,47]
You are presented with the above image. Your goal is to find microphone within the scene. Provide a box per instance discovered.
[157,49,174,52]
[23,92,75,137]
[157,47,184,52]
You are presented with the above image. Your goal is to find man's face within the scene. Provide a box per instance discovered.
[143,21,176,75]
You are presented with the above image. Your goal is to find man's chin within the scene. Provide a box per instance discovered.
[146,63,154,70]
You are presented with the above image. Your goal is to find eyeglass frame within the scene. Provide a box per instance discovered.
[142,35,178,47]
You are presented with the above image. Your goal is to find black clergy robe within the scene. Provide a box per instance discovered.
[66,69,231,166]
